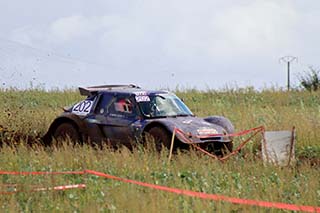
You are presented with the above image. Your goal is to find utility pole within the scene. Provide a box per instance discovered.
[279,56,297,91]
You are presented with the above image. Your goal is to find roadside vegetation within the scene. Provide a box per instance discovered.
[299,66,320,92]
[0,88,319,212]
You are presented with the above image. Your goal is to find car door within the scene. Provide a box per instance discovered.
[100,95,140,146]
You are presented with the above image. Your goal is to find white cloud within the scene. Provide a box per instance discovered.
[210,1,297,55]
[158,1,298,61]
[9,1,299,57]
[49,15,98,42]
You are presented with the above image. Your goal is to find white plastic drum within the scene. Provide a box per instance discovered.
[262,130,296,166]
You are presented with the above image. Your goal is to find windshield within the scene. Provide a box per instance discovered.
[137,93,193,118]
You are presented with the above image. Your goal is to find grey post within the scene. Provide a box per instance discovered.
[279,56,297,91]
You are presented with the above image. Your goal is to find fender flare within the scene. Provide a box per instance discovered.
[204,116,235,152]
[142,121,187,145]
[204,116,235,134]
[143,121,173,135]
[42,113,89,145]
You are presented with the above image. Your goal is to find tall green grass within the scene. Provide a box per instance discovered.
[0,144,319,212]
[0,88,319,212]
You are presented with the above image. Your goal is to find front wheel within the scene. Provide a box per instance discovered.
[203,142,233,157]
[147,127,171,152]
[53,123,81,146]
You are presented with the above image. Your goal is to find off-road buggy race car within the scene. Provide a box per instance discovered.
[43,85,235,155]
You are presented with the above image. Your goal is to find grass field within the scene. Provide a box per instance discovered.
[0,88,319,212]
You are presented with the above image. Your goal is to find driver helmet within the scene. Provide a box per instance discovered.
[114,99,133,113]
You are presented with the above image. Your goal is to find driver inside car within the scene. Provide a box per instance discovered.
[114,99,133,114]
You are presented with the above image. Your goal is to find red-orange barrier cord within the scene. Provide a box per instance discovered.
[0,169,319,212]
[0,171,86,194]
[0,171,85,175]
[174,126,265,161]
[85,170,320,213]
[0,184,86,194]
[175,126,264,140]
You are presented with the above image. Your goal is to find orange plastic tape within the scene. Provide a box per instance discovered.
[34,184,86,191]
[175,126,264,140]
[0,184,86,194]
[86,170,320,213]
[0,168,319,212]
[0,171,85,175]
[0,171,86,194]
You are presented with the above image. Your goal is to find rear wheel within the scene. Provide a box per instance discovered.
[53,123,80,146]
[147,127,171,152]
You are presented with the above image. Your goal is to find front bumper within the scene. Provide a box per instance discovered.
[174,128,233,144]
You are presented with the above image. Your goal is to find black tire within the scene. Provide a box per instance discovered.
[201,142,231,157]
[223,142,233,153]
[214,142,233,156]
[53,122,80,146]
[147,127,171,152]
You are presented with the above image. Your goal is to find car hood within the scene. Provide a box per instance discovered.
[150,116,229,143]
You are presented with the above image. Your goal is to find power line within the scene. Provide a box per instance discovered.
[0,37,110,68]
[0,37,113,88]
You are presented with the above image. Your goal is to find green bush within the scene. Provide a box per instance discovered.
[299,66,320,91]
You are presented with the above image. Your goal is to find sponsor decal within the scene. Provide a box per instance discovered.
[182,119,193,124]
[134,91,148,96]
[135,91,150,102]
[197,127,218,135]
[135,95,150,102]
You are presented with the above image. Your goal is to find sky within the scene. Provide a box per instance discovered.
[0,0,320,90]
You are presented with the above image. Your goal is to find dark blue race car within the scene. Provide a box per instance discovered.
[44,85,235,155]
